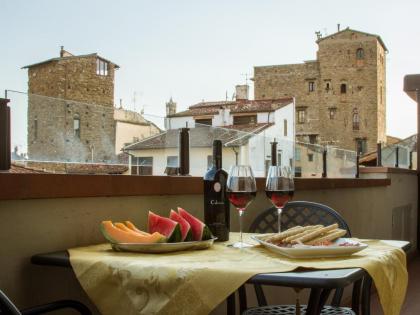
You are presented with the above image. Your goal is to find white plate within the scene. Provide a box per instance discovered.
[110,237,217,253]
[252,235,368,258]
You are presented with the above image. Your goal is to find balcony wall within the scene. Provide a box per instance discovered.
[0,169,417,314]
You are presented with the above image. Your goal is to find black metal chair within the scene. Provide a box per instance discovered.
[240,201,358,315]
[0,289,92,315]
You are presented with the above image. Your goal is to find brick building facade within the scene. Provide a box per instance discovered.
[254,28,387,154]
[23,47,118,162]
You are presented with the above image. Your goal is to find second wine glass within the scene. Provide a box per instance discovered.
[226,165,256,248]
[265,165,294,233]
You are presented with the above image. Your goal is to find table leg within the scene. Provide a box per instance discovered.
[351,278,363,315]
[227,292,236,315]
[238,285,247,314]
[361,276,373,315]
[306,288,322,315]
[253,284,267,306]
[316,289,332,313]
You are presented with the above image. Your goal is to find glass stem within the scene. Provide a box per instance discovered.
[239,208,244,244]
[277,207,283,233]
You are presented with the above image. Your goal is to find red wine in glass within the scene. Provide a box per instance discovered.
[265,190,294,208]
[265,166,294,233]
[226,166,257,248]
[227,191,257,209]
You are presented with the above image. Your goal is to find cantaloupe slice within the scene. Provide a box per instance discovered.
[124,221,150,236]
[114,222,135,233]
[100,221,166,244]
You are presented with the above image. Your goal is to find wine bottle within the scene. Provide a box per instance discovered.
[204,140,230,241]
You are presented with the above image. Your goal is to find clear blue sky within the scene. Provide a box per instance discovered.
[1,0,420,151]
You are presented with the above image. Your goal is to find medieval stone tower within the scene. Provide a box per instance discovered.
[254,28,387,154]
[23,47,119,162]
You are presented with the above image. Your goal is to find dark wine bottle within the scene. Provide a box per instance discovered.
[204,140,230,241]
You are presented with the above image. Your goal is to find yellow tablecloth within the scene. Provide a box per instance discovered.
[69,233,407,315]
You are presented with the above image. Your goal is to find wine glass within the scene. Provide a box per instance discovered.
[265,165,294,233]
[226,165,257,248]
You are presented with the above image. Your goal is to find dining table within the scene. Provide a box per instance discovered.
[30,234,410,315]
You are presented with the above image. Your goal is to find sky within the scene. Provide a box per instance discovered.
[1,0,420,151]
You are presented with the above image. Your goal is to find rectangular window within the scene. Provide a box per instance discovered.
[295,166,302,177]
[329,108,337,120]
[73,118,81,138]
[356,139,367,155]
[308,81,315,92]
[283,119,288,136]
[34,119,38,140]
[195,118,212,126]
[233,115,257,125]
[308,154,314,162]
[309,135,317,144]
[207,155,213,169]
[277,152,282,166]
[295,148,301,161]
[297,110,305,124]
[167,156,179,167]
[96,59,109,76]
[132,157,153,175]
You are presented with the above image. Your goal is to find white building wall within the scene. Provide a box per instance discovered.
[130,147,237,176]
[257,112,274,124]
[166,117,195,130]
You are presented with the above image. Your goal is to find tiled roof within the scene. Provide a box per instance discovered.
[124,123,274,150]
[9,163,47,173]
[22,53,120,69]
[168,98,293,118]
[11,161,128,174]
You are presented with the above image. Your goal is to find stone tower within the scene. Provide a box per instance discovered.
[254,28,387,154]
[166,97,177,116]
[23,47,119,162]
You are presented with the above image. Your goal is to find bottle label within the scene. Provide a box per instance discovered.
[213,182,221,192]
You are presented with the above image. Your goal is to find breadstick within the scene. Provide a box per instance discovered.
[306,229,347,245]
[292,223,339,244]
[282,225,323,243]
[265,226,303,242]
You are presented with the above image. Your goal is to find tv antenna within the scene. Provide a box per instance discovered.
[241,73,252,85]
[132,91,137,112]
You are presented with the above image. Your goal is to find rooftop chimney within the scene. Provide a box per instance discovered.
[337,24,341,32]
[59,46,73,58]
[235,85,249,101]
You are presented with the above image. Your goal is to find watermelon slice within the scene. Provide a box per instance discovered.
[177,207,213,241]
[148,211,182,243]
[169,209,193,241]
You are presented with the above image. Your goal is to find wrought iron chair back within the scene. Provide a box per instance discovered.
[249,201,351,236]
[0,288,92,315]
[0,289,21,315]
[246,201,351,311]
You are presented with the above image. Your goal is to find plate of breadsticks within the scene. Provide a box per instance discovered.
[251,223,367,258]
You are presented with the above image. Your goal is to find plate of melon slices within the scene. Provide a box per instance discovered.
[100,207,217,253]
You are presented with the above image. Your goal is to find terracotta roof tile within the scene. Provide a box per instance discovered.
[169,98,293,118]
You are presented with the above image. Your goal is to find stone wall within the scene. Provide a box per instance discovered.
[27,55,117,162]
[254,29,387,153]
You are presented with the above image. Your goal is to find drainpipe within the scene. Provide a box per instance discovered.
[403,74,420,251]
[0,98,11,171]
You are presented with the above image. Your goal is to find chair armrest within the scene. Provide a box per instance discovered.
[21,300,91,315]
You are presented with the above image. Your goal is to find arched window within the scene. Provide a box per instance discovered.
[352,111,360,130]
[73,114,81,138]
[340,84,347,94]
[356,48,364,60]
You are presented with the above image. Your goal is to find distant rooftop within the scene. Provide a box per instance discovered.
[22,47,120,69]
[316,27,388,52]
[124,123,274,150]
[168,98,293,118]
